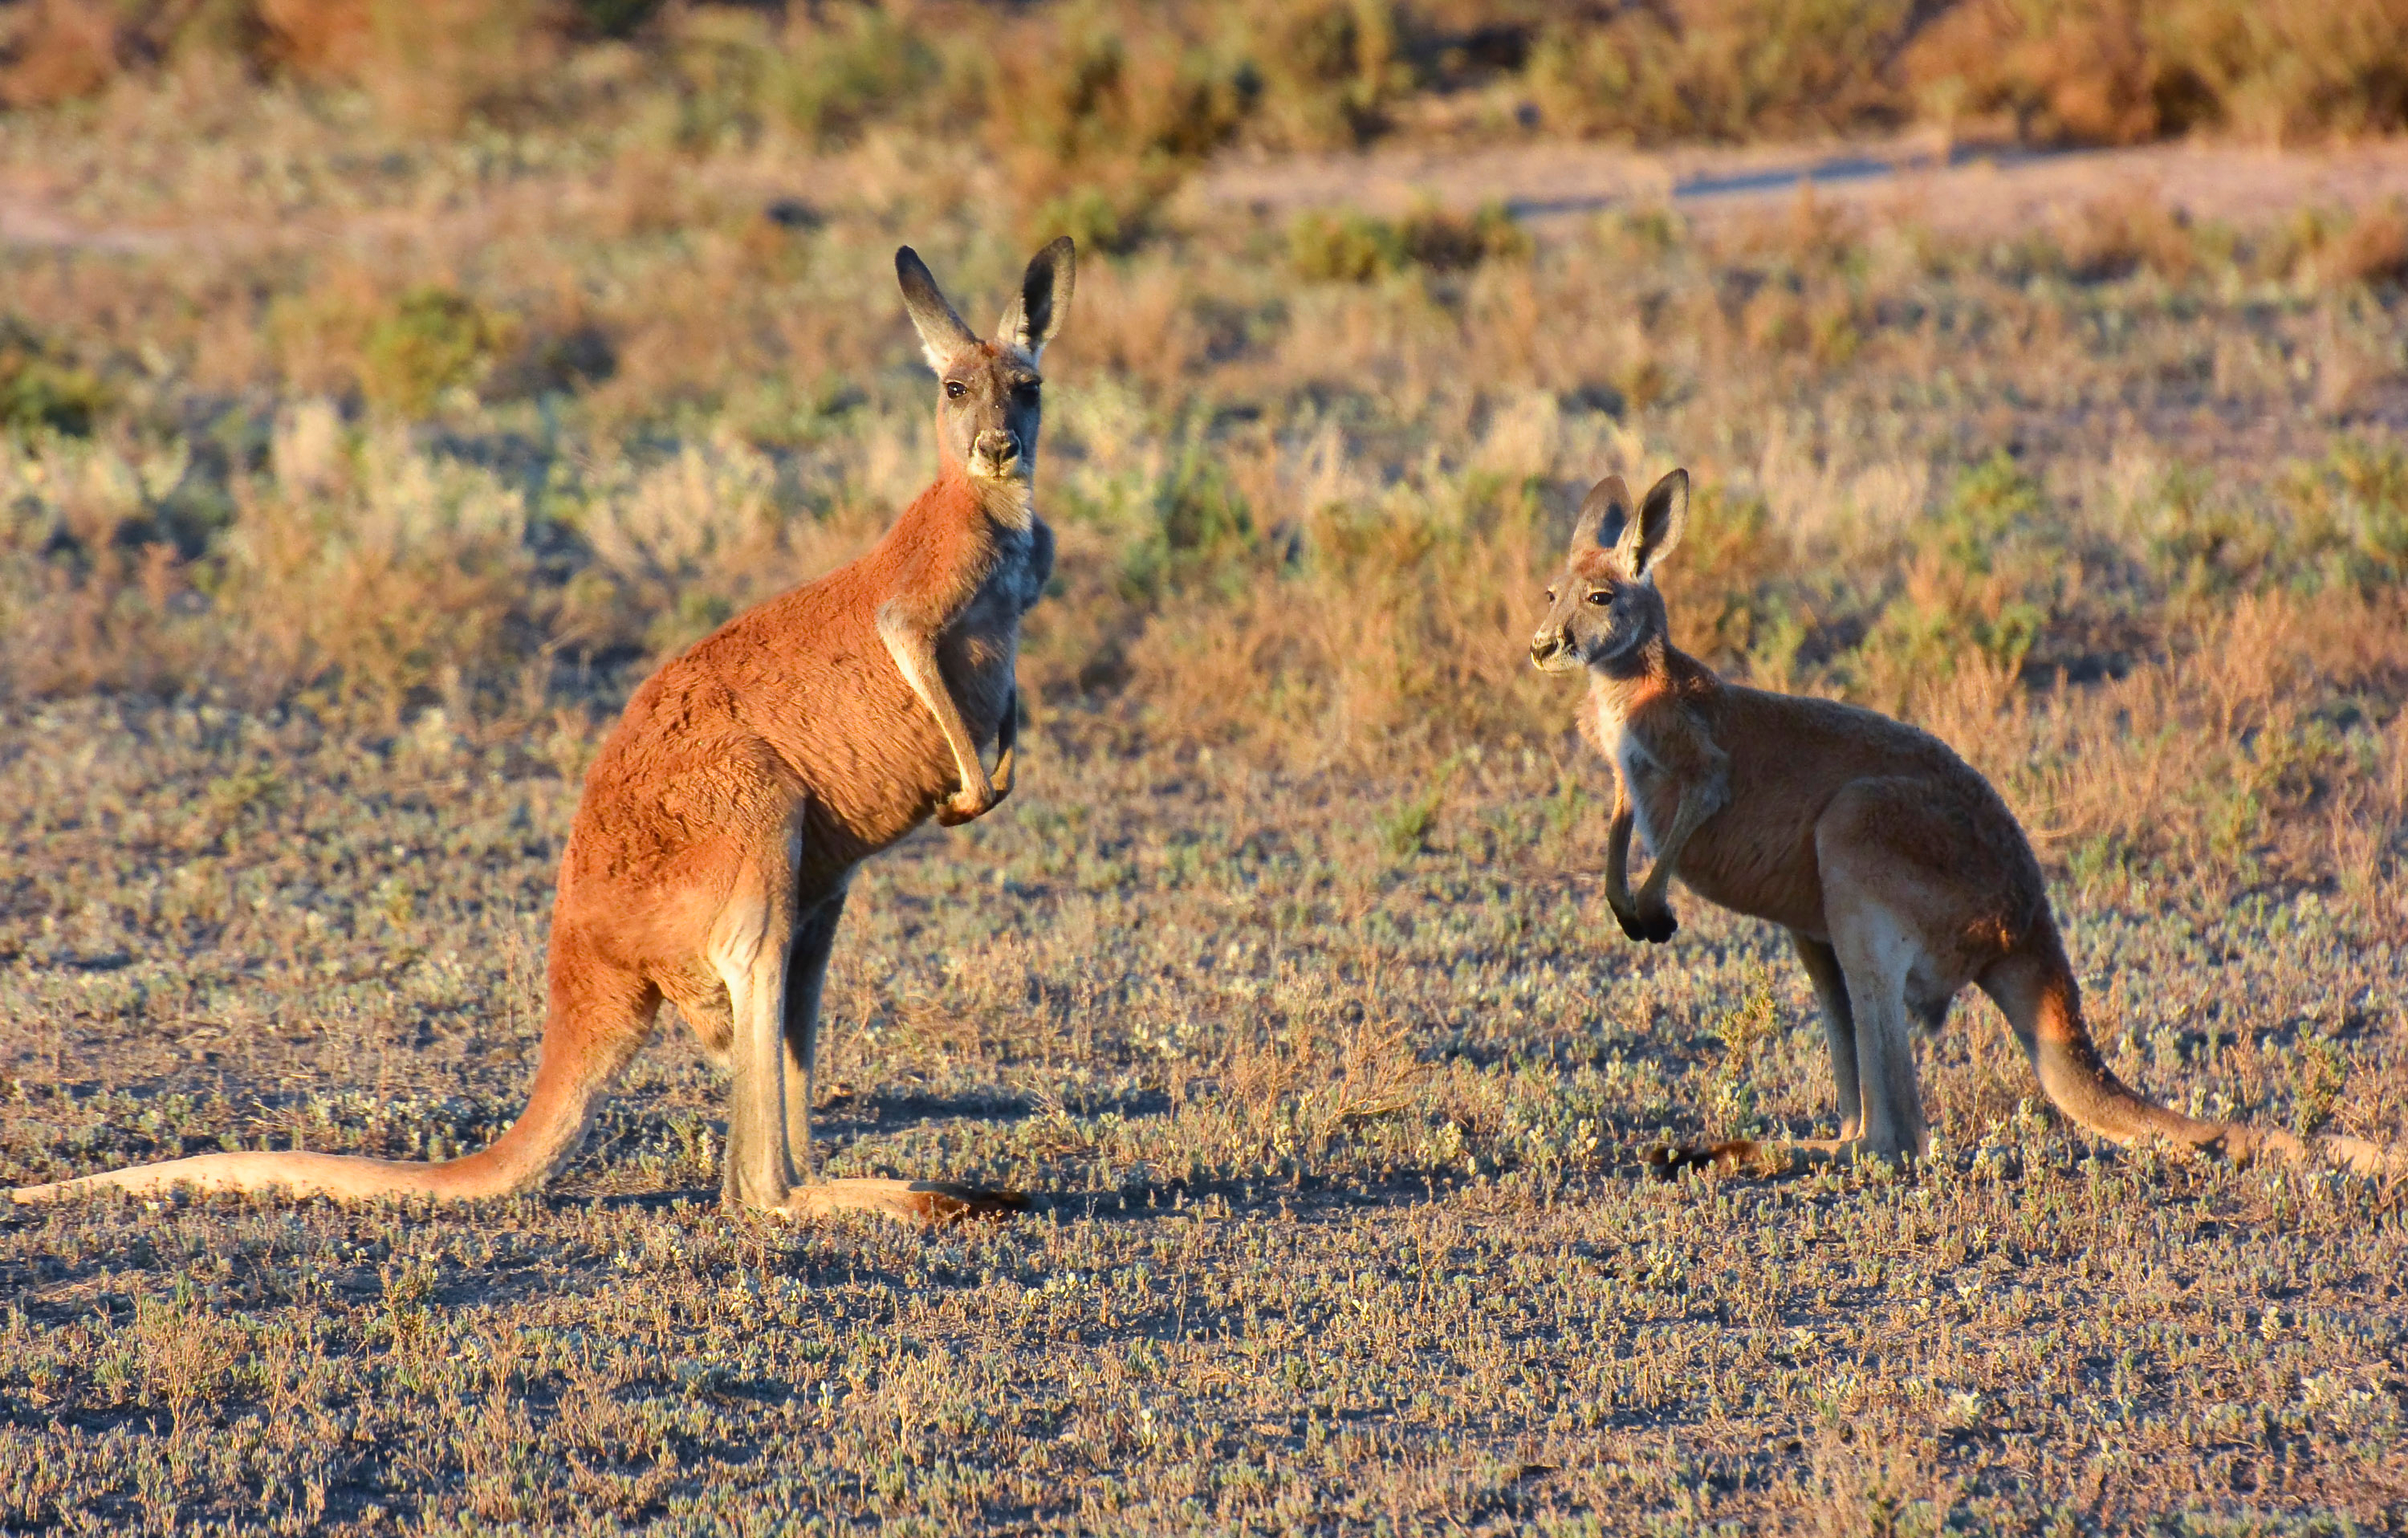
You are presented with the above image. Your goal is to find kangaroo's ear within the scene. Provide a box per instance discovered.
[897,246,980,372]
[997,237,1076,360]
[1627,468,1690,577]
[1572,474,1631,550]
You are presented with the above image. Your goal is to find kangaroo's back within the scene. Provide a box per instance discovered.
[1671,680,2038,938]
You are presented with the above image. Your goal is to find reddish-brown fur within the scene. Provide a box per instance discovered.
[14,240,1077,1219]
[1534,469,2402,1178]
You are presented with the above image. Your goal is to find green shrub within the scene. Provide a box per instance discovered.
[360,287,515,417]
[1289,204,1527,283]
[1915,451,2048,578]
[1290,211,1406,283]
[1400,203,1531,270]
[2282,437,2408,593]
[2145,466,2283,597]
[1529,0,1918,143]
[0,321,110,437]
[1037,185,1144,257]
[1122,433,1259,601]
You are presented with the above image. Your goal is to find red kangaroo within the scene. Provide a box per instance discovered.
[1532,468,2402,1178]
[15,239,1076,1219]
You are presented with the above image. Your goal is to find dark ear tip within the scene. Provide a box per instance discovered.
[896,246,923,276]
[1031,236,1075,280]
[1580,472,1630,511]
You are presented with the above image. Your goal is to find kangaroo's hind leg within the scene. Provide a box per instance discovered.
[1824,909,1928,1162]
[713,894,797,1210]
[773,882,1026,1226]
[777,882,848,1183]
[1645,931,1869,1180]
[1812,789,1939,1163]
[1793,930,1861,1141]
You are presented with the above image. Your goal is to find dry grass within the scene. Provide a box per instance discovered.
[2,26,2408,1536]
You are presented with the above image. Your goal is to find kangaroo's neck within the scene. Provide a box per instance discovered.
[1588,635,1718,722]
[884,471,1022,563]
[974,474,1036,533]
[925,448,1038,533]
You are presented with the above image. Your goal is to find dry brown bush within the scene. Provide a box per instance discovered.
[0,0,121,108]
[1904,0,2408,145]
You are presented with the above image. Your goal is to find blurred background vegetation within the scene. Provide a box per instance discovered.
[0,0,2405,893]
[9,0,2408,219]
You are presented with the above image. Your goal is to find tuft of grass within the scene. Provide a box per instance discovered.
[1376,760,1454,856]
[360,286,517,417]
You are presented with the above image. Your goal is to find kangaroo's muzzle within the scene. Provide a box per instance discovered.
[969,429,1022,477]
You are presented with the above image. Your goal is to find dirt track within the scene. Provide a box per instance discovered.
[9,134,2408,257]
[1190,132,2408,238]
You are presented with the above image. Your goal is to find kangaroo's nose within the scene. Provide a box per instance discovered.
[973,429,1019,467]
[1530,630,1560,665]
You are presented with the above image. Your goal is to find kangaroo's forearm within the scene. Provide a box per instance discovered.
[1605,794,1637,913]
[1633,783,1716,909]
[877,607,989,797]
[990,683,1019,797]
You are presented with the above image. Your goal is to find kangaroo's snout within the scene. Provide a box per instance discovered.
[970,429,1021,477]
[1531,628,1572,670]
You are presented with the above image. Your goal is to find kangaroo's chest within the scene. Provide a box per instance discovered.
[940,515,1052,728]
[1606,728,1677,856]
[952,519,1049,641]
[1592,694,1719,859]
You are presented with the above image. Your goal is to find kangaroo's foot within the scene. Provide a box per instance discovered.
[1645,1136,1907,1181]
[781,1177,1027,1224]
[1645,1139,1775,1178]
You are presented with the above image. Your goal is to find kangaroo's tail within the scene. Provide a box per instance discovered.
[12,951,650,1206]
[1978,922,2401,1178]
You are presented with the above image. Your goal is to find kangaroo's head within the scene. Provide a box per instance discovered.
[1530,468,1690,675]
[896,238,1076,485]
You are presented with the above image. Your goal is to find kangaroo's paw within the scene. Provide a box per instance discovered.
[1632,906,1679,944]
[935,786,998,827]
[783,1177,1028,1225]
[1613,904,1677,943]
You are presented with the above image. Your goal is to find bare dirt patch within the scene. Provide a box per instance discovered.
[1193,133,2408,240]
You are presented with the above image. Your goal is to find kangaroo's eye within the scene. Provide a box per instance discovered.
[1013,382,1039,404]
[1544,588,1556,603]
[945,380,967,399]
[1585,590,1612,606]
